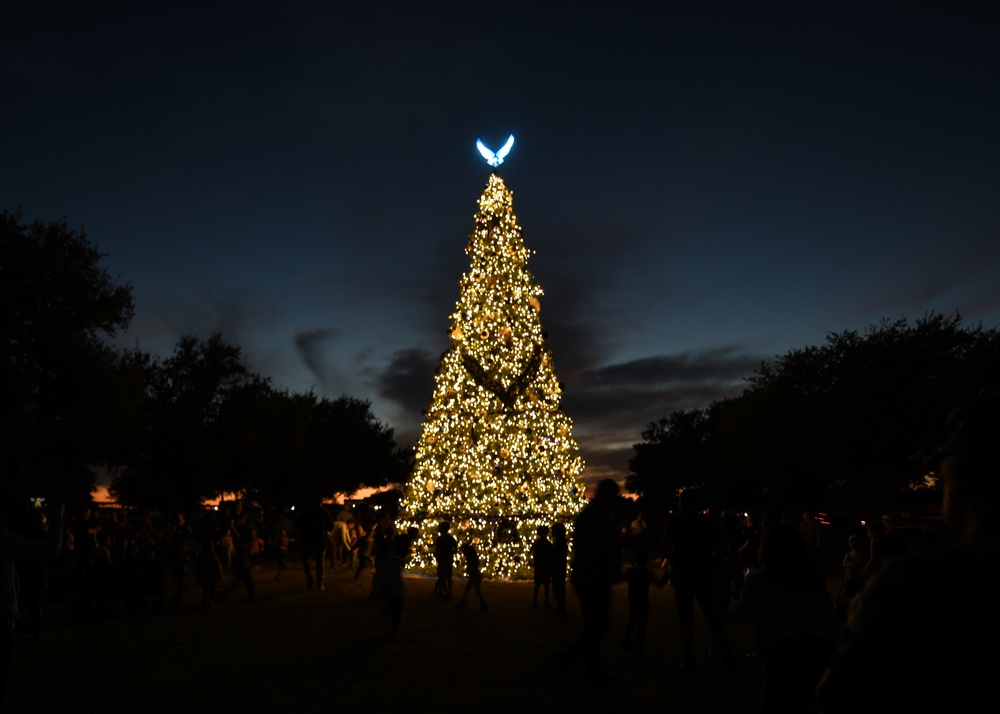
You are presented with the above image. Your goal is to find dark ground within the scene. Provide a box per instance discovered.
[9,557,837,713]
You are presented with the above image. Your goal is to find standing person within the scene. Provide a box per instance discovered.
[816,396,1000,712]
[2,495,63,712]
[858,522,887,581]
[629,512,649,563]
[798,510,821,563]
[297,495,333,590]
[353,519,376,580]
[194,537,223,608]
[220,528,235,572]
[13,506,51,642]
[841,535,866,599]
[247,528,265,571]
[621,544,668,657]
[272,529,289,582]
[367,516,396,599]
[630,512,648,540]
[663,488,734,675]
[378,527,418,635]
[163,513,191,609]
[729,523,840,710]
[456,542,487,614]
[530,525,553,608]
[219,520,257,605]
[432,521,457,598]
[554,478,621,680]
[550,522,569,613]
[331,506,353,568]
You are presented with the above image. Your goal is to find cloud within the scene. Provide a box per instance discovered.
[120,287,281,357]
[563,346,763,433]
[552,345,769,483]
[851,226,1000,323]
[294,327,340,390]
[375,347,439,421]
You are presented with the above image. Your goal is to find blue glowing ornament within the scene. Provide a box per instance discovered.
[476,134,515,167]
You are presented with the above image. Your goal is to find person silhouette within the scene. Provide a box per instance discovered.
[297,494,333,590]
[621,543,668,657]
[840,535,866,601]
[554,478,621,680]
[379,527,418,635]
[550,522,569,613]
[662,488,734,675]
[2,496,63,711]
[456,542,487,614]
[816,396,1000,712]
[530,525,553,608]
[432,521,458,598]
[194,537,223,608]
[729,522,840,710]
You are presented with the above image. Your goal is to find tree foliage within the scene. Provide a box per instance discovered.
[108,336,407,512]
[627,409,712,503]
[628,315,1000,519]
[4,209,406,510]
[1,209,134,500]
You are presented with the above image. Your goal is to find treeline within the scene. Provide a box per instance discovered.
[627,314,1000,523]
[1,209,408,512]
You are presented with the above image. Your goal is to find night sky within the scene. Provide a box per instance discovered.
[4,2,999,487]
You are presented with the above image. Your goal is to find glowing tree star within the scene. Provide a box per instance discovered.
[396,167,587,580]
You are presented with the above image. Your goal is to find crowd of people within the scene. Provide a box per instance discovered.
[2,395,997,711]
[551,395,998,712]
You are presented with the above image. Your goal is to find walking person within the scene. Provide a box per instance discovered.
[297,494,333,590]
[456,542,487,614]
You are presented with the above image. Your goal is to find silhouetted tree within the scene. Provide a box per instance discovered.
[627,408,715,524]
[110,338,408,511]
[1,209,134,500]
[110,334,253,511]
[721,315,1000,515]
[213,389,406,508]
[630,315,1000,518]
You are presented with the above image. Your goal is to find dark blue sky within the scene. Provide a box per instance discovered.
[4,1,999,486]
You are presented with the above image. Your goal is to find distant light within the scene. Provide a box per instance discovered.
[476,134,514,167]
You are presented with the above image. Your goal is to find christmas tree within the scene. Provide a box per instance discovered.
[397,167,587,580]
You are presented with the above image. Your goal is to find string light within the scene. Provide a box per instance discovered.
[397,173,587,580]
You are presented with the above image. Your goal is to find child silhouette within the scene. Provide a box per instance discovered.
[456,542,488,614]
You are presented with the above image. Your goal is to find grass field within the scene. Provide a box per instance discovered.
[10,559,773,713]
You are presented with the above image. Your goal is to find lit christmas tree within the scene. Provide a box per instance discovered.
[397,151,587,580]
